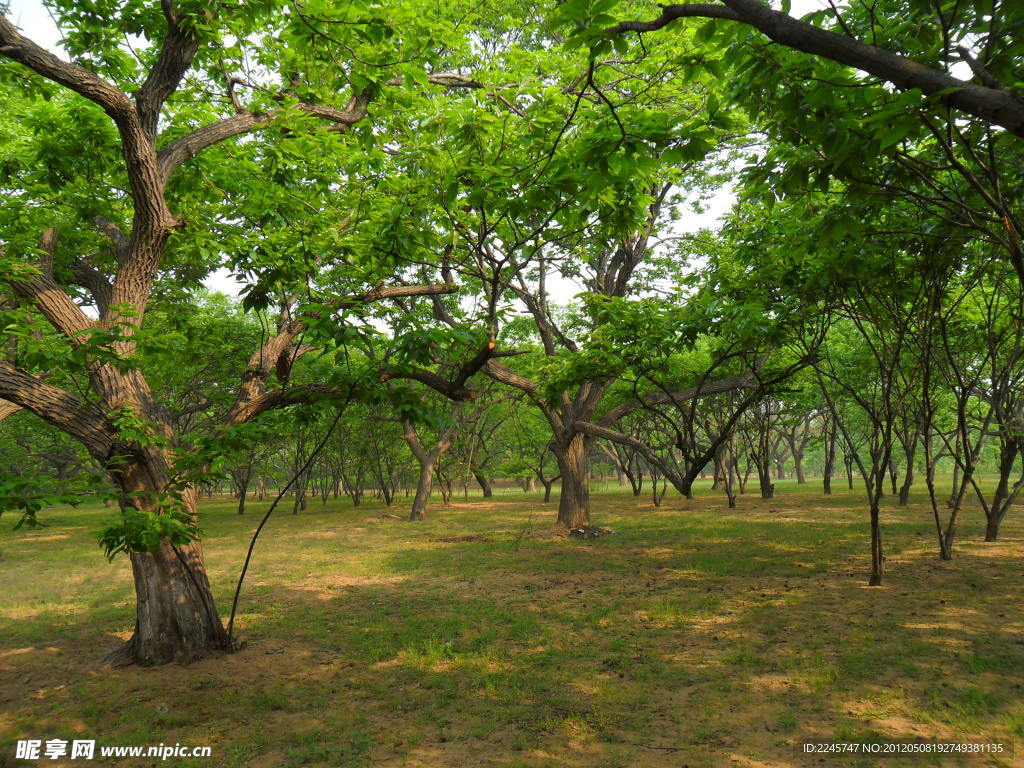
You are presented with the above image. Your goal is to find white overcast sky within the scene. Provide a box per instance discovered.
[4,0,828,302]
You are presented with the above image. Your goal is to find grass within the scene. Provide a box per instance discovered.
[0,478,1021,767]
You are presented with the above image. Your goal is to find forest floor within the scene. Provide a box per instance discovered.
[0,480,1021,768]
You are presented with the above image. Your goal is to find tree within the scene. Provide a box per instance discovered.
[0,0,502,664]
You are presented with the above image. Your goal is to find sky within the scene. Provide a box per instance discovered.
[3,0,829,302]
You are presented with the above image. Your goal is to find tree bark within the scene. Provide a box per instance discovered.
[793,449,806,484]
[410,460,434,521]
[104,471,229,666]
[473,470,493,498]
[121,537,229,665]
[554,433,591,530]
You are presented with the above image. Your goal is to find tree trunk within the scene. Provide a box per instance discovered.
[121,537,229,665]
[756,460,774,499]
[793,450,806,484]
[822,431,835,494]
[775,453,787,480]
[898,460,913,506]
[437,470,453,506]
[984,512,1003,542]
[554,433,591,530]
[538,471,557,503]
[712,450,725,490]
[474,470,493,498]
[725,453,738,509]
[410,459,434,521]
[984,440,1020,542]
[236,454,253,515]
[105,474,229,666]
[868,501,884,586]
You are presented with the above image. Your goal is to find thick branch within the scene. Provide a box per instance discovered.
[224,284,455,424]
[135,0,202,136]
[335,282,455,309]
[67,260,114,316]
[597,365,763,426]
[379,342,525,401]
[0,399,21,422]
[93,216,130,264]
[482,360,539,396]
[0,15,133,119]
[6,235,97,341]
[0,361,113,459]
[608,0,1024,138]
[157,94,372,180]
[223,382,348,424]
[573,420,682,490]
[608,3,740,32]
[401,419,428,462]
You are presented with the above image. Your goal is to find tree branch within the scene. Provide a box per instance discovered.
[482,359,540,397]
[607,3,740,32]
[135,0,203,136]
[596,358,767,426]
[0,360,113,459]
[224,284,456,424]
[379,342,526,400]
[5,233,97,341]
[156,93,373,180]
[0,15,133,119]
[67,259,114,317]
[93,216,130,264]
[608,0,1024,138]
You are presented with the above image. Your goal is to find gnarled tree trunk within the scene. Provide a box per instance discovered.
[107,468,230,666]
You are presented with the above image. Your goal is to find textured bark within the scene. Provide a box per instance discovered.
[102,471,230,666]
[120,537,229,666]
[553,433,592,530]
